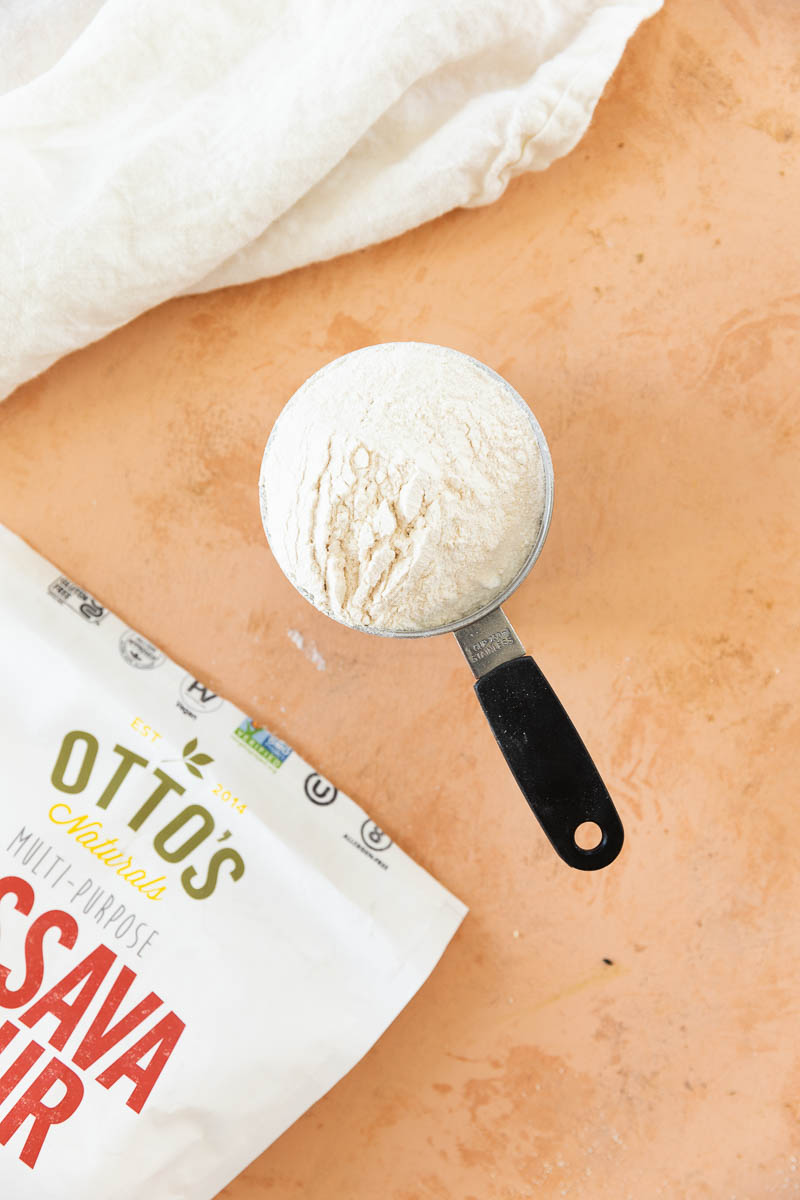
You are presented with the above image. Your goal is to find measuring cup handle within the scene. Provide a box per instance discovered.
[474,655,624,870]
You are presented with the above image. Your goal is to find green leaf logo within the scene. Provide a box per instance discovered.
[181,739,214,779]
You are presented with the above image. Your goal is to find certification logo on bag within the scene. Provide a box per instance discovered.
[360,820,391,852]
[177,676,224,716]
[120,630,165,669]
[303,773,337,805]
[343,819,392,871]
[47,575,107,624]
[233,718,292,769]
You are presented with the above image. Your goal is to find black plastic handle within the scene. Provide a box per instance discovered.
[474,655,623,870]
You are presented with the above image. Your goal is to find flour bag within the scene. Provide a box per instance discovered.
[0,525,466,1198]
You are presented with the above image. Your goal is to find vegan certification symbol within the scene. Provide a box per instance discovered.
[120,630,165,669]
[179,676,224,715]
[304,773,338,806]
[360,820,391,853]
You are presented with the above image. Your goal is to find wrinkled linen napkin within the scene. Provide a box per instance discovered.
[0,0,661,399]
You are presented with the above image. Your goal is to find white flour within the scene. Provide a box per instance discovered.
[260,343,546,634]
[287,628,326,671]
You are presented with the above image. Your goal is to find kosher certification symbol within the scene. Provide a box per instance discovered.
[119,630,165,669]
[360,820,392,852]
[304,773,338,805]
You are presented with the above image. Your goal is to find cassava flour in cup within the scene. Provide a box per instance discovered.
[260,343,546,634]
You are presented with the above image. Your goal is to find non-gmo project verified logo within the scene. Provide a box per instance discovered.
[232,718,292,769]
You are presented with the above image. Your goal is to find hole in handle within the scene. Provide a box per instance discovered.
[574,821,604,852]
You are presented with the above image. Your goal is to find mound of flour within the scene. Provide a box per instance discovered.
[260,343,546,634]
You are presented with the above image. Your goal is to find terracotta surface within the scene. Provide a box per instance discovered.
[1,0,799,1195]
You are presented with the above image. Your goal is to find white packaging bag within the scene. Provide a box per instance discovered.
[0,524,466,1197]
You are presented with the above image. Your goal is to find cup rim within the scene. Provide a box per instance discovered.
[260,342,555,639]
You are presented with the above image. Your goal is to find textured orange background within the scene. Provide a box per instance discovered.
[1,0,799,1196]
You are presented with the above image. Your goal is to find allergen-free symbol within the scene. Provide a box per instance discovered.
[360,820,392,852]
[304,773,338,805]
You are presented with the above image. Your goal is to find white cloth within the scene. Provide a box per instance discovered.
[0,0,661,400]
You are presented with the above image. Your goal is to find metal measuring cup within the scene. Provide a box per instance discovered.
[260,347,624,872]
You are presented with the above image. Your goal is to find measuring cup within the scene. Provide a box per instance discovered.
[261,348,624,871]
